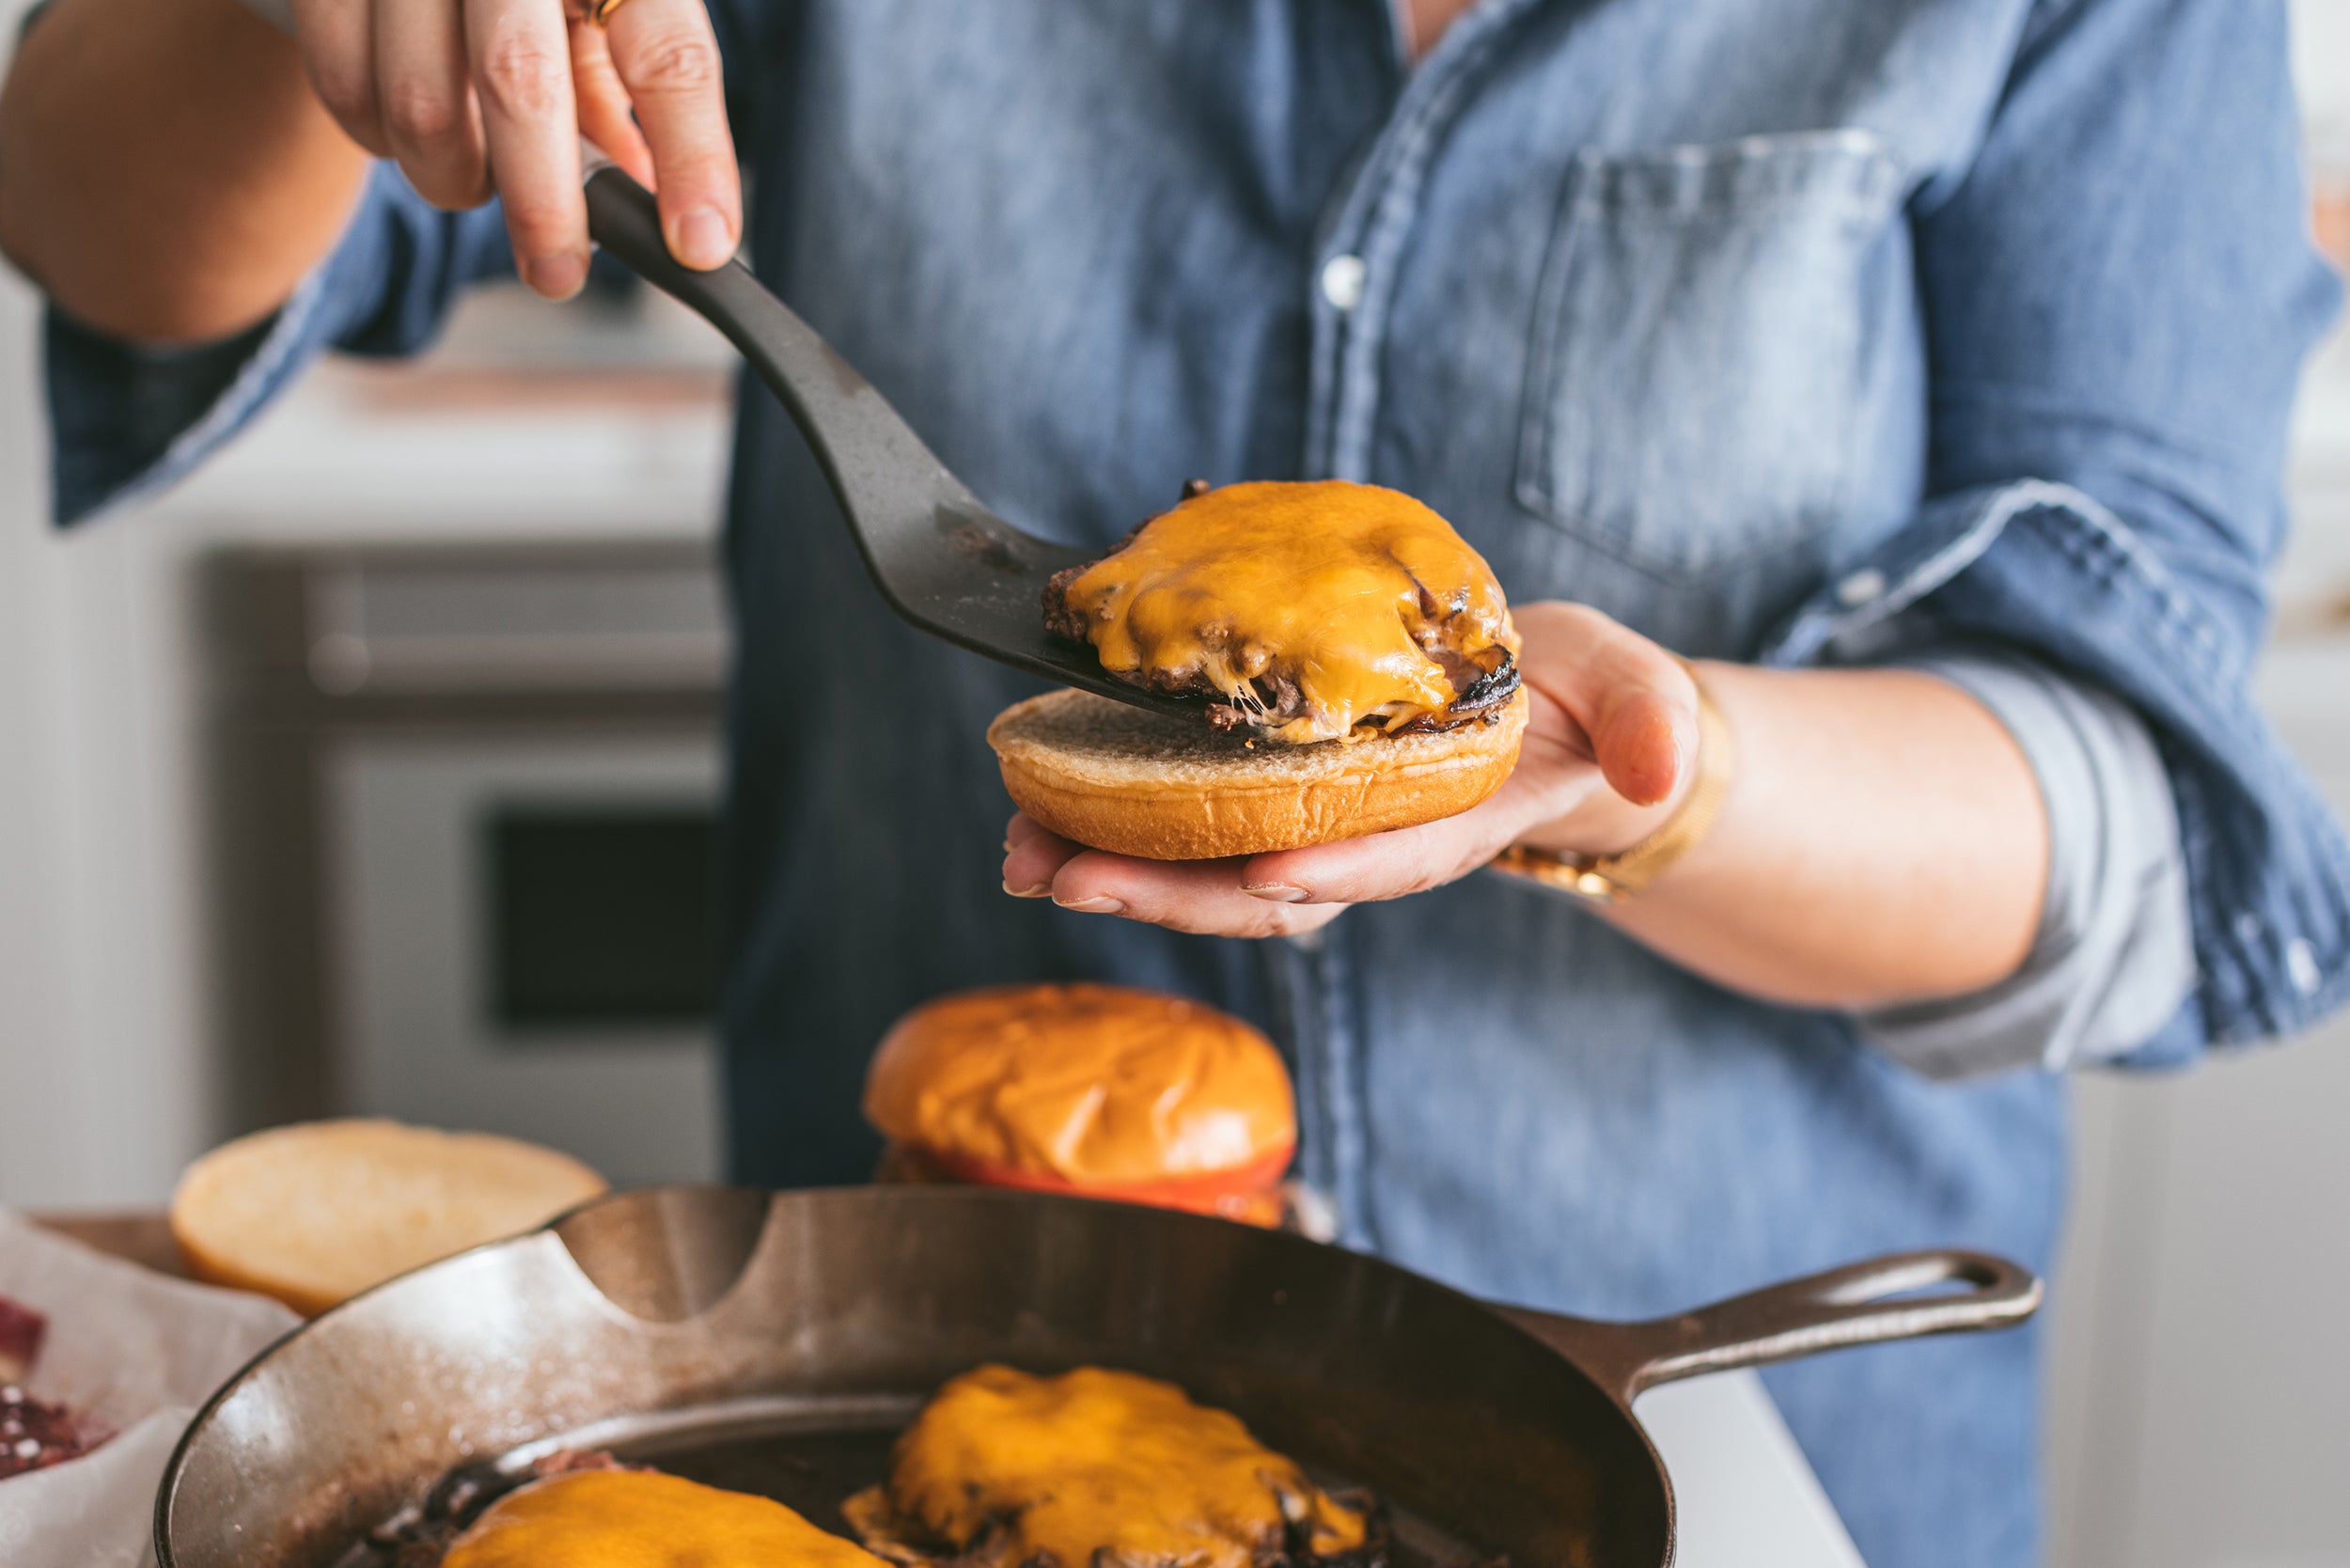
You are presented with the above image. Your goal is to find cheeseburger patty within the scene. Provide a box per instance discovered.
[1043,480,1522,745]
[845,1366,1387,1568]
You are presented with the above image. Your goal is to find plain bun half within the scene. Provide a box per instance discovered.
[169,1119,606,1316]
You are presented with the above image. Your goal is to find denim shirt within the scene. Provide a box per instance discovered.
[41,1,2345,1563]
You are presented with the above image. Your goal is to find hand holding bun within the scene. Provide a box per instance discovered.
[1005,600,1700,940]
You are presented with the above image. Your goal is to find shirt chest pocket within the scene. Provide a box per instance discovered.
[1514,132,1904,579]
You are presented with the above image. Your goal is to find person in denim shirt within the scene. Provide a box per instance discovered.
[4,1,2342,1562]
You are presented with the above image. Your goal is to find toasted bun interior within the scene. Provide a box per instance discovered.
[989,687,1528,860]
[864,983,1293,1188]
[169,1119,606,1316]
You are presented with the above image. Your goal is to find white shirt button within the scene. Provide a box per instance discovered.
[1835,568,1887,607]
[1320,253,1367,312]
[2286,937,2322,996]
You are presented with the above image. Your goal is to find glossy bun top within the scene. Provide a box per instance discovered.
[862,983,1294,1186]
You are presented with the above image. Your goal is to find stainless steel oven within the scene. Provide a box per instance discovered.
[203,541,728,1185]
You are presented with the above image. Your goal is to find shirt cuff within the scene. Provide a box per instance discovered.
[1851,647,2197,1079]
[44,162,512,526]
[46,262,337,525]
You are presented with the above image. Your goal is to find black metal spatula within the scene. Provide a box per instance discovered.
[582,166,1199,719]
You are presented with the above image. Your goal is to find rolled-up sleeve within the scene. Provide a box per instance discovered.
[39,0,775,526]
[1856,648,2196,1078]
[1762,0,2348,1067]
[46,162,513,525]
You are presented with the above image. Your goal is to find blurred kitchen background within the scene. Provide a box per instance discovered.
[2,6,2348,1566]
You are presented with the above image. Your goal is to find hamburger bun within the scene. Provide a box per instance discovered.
[988,685,1528,860]
[863,983,1293,1223]
[169,1119,606,1316]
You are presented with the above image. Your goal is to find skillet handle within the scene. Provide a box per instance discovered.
[1499,1249,2042,1405]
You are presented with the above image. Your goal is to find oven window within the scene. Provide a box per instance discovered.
[485,804,717,1030]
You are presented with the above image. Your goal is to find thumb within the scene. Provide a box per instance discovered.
[1593,682,1688,807]
[1516,603,1699,808]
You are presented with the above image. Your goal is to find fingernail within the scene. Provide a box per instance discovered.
[1053,895,1125,915]
[672,206,732,269]
[1242,882,1310,903]
[525,249,589,300]
[1003,880,1052,899]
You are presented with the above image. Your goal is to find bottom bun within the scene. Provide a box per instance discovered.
[988,687,1528,860]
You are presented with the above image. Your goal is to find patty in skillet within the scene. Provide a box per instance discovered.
[844,1365,1386,1568]
[366,1367,1388,1568]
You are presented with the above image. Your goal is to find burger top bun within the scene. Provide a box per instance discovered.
[169,1119,606,1316]
[862,983,1294,1191]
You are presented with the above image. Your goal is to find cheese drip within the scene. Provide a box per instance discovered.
[1061,480,1518,745]
[861,1365,1369,1568]
[443,1470,893,1568]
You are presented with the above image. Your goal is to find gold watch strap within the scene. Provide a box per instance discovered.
[1490,667,1736,903]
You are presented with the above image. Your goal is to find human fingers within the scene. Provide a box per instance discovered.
[603,0,741,268]
[1230,734,1589,907]
[1040,848,1344,939]
[1005,811,1059,854]
[1513,601,1697,808]
[375,0,489,209]
[290,0,392,157]
[568,15,654,184]
[464,0,588,298]
[1003,813,1083,897]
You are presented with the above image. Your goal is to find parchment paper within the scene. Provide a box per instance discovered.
[0,1208,301,1568]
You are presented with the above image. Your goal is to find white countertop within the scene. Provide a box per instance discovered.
[1637,1371,1866,1568]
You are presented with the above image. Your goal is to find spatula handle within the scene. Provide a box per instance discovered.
[580,165,985,608]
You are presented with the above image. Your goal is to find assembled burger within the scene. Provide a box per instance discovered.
[990,478,1527,859]
[862,982,1295,1227]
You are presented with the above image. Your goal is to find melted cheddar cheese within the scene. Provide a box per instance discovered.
[442,1470,892,1568]
[862,984,1293,1187]
[1059,479,1517,745]
[856,1366,1369,1568]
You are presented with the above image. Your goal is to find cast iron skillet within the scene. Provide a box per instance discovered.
[155,1186,2037,1567]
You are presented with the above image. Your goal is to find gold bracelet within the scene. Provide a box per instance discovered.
[1489,665,1736,904]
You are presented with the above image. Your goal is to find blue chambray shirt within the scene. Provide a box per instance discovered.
[40,1,2348,1562]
